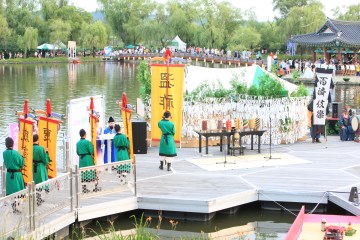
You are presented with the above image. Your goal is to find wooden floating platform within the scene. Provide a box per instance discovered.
[16,135,360,238]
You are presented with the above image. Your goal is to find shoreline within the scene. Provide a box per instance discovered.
[0,57,104,64]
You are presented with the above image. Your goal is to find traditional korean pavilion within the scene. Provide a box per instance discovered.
[290,18,360,63]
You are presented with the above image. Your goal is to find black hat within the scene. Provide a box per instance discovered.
[108,116,115,123]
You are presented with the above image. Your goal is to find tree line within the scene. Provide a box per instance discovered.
[0,0,359,57]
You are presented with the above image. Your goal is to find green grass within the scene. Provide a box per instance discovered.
[72,212,279,240]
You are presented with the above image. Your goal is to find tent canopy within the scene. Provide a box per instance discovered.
[170,35,186,52]
[53,40,67,50]
[185,65,298,94]
[37,43,55,50]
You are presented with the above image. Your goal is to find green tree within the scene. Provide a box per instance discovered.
[0,0,3,15]
[81,21,108,57]
[5,5,34,36]
[167,0,198,46]
[0,14,11,48]
[49,19,71,43]
[56,6,93,42]
[280,2,325,41]
[272,0,308,17]
[194,0,241,49]
[18,27,38,58]
[216,1,242,50]
[141,3,171,48]
[98,0,154,45]
[333,4,360,21]
[228,26,261,51]
[136,60,151,103]
[258,21,283,51]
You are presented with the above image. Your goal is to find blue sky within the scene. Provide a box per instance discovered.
[70,0,357,22]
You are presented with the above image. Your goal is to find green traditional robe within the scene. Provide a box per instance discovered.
[158,119,177,157]
[76,138,94,168]
[3,148,25,195]
[33,144,50,184]
[113,133,130,161]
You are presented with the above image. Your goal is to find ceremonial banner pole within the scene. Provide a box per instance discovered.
[120,92,134,160]
[37,99,61,178]
[18,99,33,184]
[89,97,98,165]
[150,58,185,143]
[313,68,334,142]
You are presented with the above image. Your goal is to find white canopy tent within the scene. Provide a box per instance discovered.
[185,65,298,95]
[37,43,57,50]
[170,35,187,52]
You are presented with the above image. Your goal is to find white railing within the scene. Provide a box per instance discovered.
[0,160,136,239]
[0,166,5,197]
[0,185,32,239]
[33,172,73,229]
[76,160,135,202]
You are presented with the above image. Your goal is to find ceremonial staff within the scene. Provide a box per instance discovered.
[45,99,54,174]
[120,92,134,160]
[20,99,29,180]
[89,97,97,164]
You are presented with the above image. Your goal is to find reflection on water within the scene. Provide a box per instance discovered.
[83,204,294,239]
[307,83,360,113]
[0,62,140,158]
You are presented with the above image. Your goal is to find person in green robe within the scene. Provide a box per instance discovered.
[158,111,177,171]
[76,129,95,168]
[76,129,96,193]
[113,124,131,176]
[32,134,50,184]
[113,124,130,161]
[3,137,25,195]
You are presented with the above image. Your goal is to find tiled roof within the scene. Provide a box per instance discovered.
[290,19,360,47]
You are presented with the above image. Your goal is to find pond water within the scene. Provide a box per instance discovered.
[0,61,354,239]
[0,62,140,157]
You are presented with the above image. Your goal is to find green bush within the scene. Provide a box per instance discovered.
[290,83,308,97]
[136,60,151,104]
[257,73,284,97]
[247,85,259,96]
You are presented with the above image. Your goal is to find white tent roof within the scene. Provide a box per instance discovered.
[37,43,57,50]
[185,65,298,94]
[172,35,186,45]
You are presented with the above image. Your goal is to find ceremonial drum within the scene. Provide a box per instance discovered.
[351,115,360,141]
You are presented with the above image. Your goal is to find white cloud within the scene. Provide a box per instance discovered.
[69,0,99,12]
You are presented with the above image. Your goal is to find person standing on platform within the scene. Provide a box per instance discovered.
[113,124,130,161]
[76,129,96,193]
[76,129,95,167]
[307,100,322,143]
[3,137,25,195]
[158,111,177,171]
[32,134,50,184]
[103,116,116,163]
[339,106,354,141]
[104,116,116,134]
[113,124,131,178]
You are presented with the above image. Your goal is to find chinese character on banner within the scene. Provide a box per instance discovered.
[18,118,33,184]
[313,69,334,125]
[150,62,185,143]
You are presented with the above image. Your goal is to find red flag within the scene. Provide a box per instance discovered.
[46,99,52,117]
[122,92,128,108]
[164,47,172,62]
[90,97,94,111]
[23,99,29,117]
